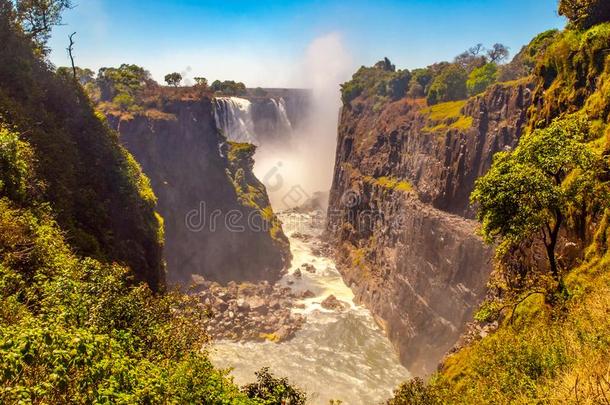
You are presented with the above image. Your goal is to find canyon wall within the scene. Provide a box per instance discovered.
[107,97,290,285]
[327,81,533,375]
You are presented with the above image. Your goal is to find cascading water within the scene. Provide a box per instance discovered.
[270,97,293,134]
[214,97,258,144]
[214,96,298,145]
[211,211,409,405]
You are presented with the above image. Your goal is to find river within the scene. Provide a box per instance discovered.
[210,211,409,404]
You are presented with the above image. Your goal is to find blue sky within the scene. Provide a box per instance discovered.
[48,0,565,87]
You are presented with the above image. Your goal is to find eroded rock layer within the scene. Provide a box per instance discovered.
[327,81,533,375]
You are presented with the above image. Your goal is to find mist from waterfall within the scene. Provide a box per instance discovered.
[253,32,354,211]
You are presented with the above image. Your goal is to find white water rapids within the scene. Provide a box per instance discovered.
[210,211,409,404]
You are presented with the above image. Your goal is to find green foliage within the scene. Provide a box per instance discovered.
[0,199,265,403]
[0,9,164,288]
[499,29,560,81]
[241,367,307,405]
[97,63,155,105]
[210,80,247,96]
[340,58,410,105]
[472,115,605,285]
[532,23,610,125]
[11,0,72,54]
[559,0,610,29]
[467,63,499,96]
[363,175,414,193]
[387,378,442,405]
[112,92,137,112]
[194,76,208,87]
[164,72,182,87]
[426,64,468,105]
[421,100,473,132]
[0,124,36,204]
[407,68,433,98]
[56,66,94,85]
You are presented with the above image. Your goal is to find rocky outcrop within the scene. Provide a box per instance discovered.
[327,81,533,375]
[191,277,305,342]
[107,97,290,285]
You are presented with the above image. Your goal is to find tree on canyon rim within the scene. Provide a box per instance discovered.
[165,72,182,87]
[11,0,73,53]
[471,115,604,293]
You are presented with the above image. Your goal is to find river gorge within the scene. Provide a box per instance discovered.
[211,211,409,404]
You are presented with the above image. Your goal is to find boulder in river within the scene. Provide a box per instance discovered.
[321,295,349,312]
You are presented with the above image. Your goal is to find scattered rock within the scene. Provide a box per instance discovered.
[321,295,349,312]
[291,232,312,241]
[195,278,306,343]
[293,268,302,279]
[300,290,316,299]
[302,263,316,273]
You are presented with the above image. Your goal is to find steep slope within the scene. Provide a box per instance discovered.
[0,4,163,289]
[385,19,610,405]
[0,5,306,402]
[328,72,532,374]
[106,96,290,285]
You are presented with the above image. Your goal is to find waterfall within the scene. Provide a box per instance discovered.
[214,95,305,145]
[271,97,293,135]
[214,97,258,144]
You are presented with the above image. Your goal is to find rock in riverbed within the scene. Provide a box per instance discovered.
[193,277,305,343]
[321,295,349,312]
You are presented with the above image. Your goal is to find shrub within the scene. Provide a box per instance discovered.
[426,64,468,105]
[467,63,499,96]
[241,367,307,404]
[0,124,36,204]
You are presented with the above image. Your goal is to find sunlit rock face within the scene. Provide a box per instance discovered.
[106,97,290,285]
[327,82,533,375]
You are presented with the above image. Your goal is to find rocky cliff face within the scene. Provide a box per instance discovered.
[107,97,290,285]
[327,81,533,375]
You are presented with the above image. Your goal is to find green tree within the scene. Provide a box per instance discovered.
[12,0,73,52]
[241,367,307,404]
[194,76,208,87]
[407,68,433,98]
[467,63,499,96]
[471,116,603,291]
[112,92,136,112]
[57,66,94,85]
[374,57,396,72]
[97,64,153,101]
[559,0,610,29]
[387,69,411,100]
[252,87,267,97]
[387,378,440,405]
[426,64,468,105]
[164,72,182,87]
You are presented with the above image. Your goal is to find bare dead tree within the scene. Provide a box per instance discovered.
[67,31,76,80]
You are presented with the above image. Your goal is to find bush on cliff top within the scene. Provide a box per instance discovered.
[340,58,411,104]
